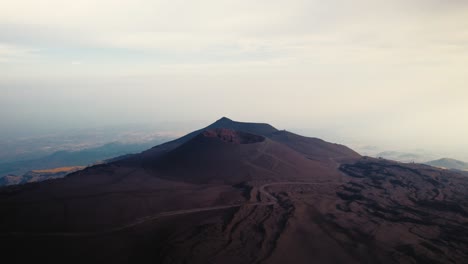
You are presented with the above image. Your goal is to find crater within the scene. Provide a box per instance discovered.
[202,128,265,144]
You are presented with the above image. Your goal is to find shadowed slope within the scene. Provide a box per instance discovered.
[0,118,357,236]
[146,128,337,184]
[0,124,341,233]
[269,130,361,162]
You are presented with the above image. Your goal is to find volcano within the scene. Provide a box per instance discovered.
[1,118,467,264]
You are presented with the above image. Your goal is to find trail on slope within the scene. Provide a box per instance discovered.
[1,181,341,237]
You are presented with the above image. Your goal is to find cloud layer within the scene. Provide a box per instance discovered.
[1,0,467,159]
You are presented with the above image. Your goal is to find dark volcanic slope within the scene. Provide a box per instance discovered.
[147,128,337,184]
[1,118,467,264]
[336,158,468,263]
[0,122,342,233]
[269,130,360,162]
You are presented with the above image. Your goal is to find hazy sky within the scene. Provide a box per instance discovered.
[1,0,467,159]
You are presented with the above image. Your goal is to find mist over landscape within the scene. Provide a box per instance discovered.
[1,1,467,263]
[2,0,468,161]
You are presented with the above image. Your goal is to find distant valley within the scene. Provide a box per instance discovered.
[357,148,468,172]
[0,166,84,186]
[0,138,174,186]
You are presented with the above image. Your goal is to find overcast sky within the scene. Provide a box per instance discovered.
[1,0,467,159]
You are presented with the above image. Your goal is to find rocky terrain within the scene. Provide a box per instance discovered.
[0,118,467,264]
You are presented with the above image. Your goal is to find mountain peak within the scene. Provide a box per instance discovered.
[212,116,234,125]
[207,117,278,136]
[218,116,232,121]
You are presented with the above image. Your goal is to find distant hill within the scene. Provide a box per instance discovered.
[375,151,435,163]
[425,158,468,171]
